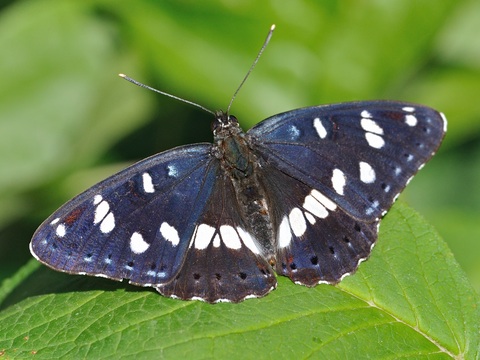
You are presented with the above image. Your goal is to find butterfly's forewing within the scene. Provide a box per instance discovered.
[250,101,446,285]
[250,101,446,220]
[31,144,219,287]
[31,143,276,302]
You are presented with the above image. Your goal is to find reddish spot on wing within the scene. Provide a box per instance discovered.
[64,207,86,226]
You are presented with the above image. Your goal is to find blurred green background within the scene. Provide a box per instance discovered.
[0,0,479,294]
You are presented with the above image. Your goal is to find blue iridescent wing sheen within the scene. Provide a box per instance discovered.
[30,144,218,287]
[250,101,446,221]
[249,101,446,284]
[30,143,275,302]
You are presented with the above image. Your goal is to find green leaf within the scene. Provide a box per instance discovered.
[1,203,478,359]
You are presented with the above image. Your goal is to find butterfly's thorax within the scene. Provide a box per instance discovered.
[213,111,275,258]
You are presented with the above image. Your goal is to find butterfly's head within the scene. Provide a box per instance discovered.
[212,110,241,136]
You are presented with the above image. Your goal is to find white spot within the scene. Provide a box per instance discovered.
[142,172,155,193]
[105,257,112,264]
[384,184,391,193]
[418,163,425,171]
[288,125,300,139]
[289,208,307,237]
[194,224,215,250]
[365,133,385,149]
[220,225,241,250]
[56,224,66,237]
[440,112,448,132]
[130,232,150,254]
[313,118,327,139]
[160,222,180,246]
[361,118,384,135]
[402,106,415,112]
[359,162,376,183]
[278,216,292,248]
[100,212,115,233]
[395,167,401,176]
[237,228,260,254]
[406,175,414,185]
[93,195,103,205]
[405,114,418,127]
[83,257,92,263]
[213,234,221,248]
[366,200,380,216]
[406,154,414,162]
[305,212,316,225]
[361,110,372,118]
[147,270,156,277]
[94,200,110,224]
[167,164,178,177]
[303,194,328,219]
[50,218,60,225]
[310,190,337,210]
[332,169,346,195]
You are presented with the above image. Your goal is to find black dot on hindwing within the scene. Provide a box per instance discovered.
[354,223,361,232]
[239,272,247,280]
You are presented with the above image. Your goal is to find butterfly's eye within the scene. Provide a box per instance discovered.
[211,118,222,132]
[228,115,238,124]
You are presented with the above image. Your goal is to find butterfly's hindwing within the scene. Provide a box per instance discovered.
[157,172,276,302]
[30,144,219,286]
[250,101,446,221]
[258,165,378,285]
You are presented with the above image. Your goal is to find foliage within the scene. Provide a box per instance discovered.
[0,0,479,358]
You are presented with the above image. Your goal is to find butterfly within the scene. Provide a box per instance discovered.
[29,26,446,303]
[30,98,446,302]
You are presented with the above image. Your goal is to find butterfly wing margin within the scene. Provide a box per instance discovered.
[249,101,446,221]
[30,144,220,287]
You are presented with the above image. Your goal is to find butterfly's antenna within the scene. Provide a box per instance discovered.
[119,74,215,116]
[226,24,276,115]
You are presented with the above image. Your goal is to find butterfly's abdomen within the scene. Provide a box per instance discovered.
[214,121,276,260]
